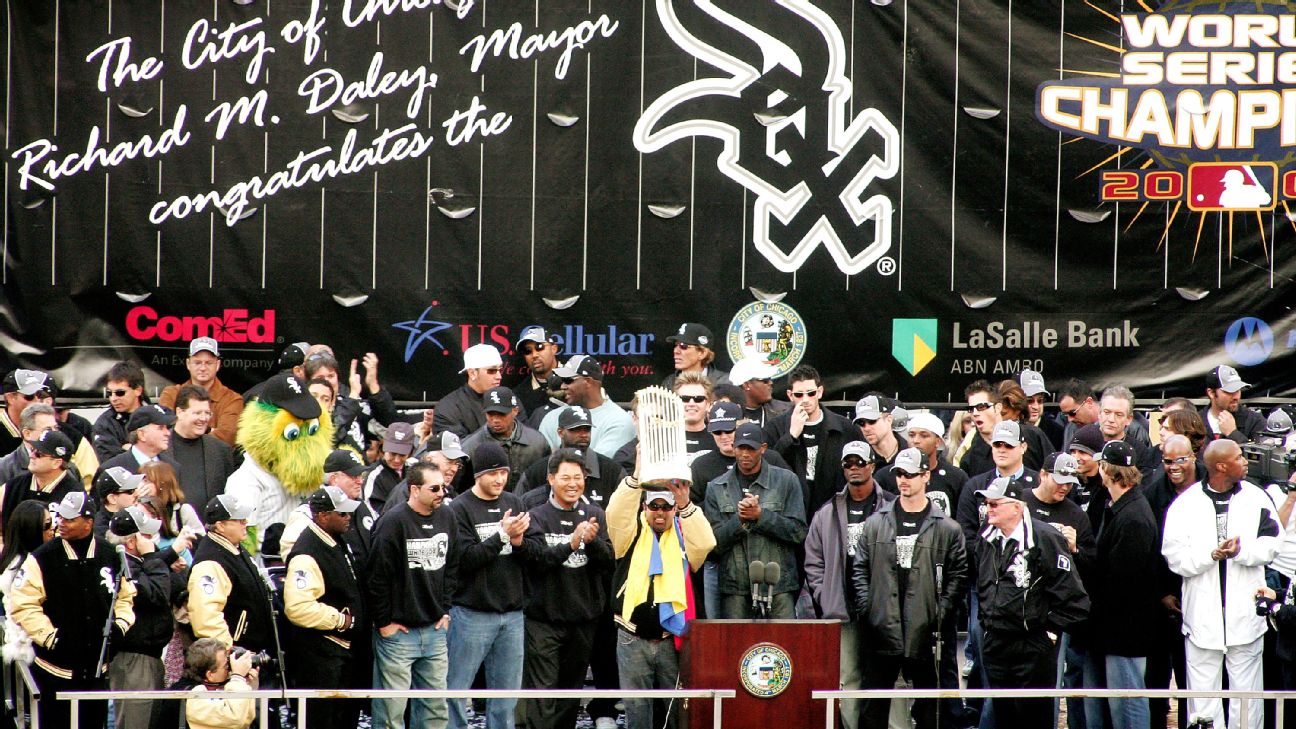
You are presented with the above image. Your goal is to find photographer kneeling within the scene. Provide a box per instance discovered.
[182,637,260,729]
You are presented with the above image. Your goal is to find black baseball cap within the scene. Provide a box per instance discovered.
[95,466,144,500]
[667,323,715,349]
[110,505,162,537]
[277,342,310,371]
[1068,423,1105,456]
[28,430,73,460]
[482,386,519,415]
[707,402,741,433]
[558,406,593,430]
[324,449,367,477]
[553,355,604,381]
[1097,440,1137,467]
[205,494,254,523]
[127,404,177,431]
[733,422,764,449]
[256,374,322,420]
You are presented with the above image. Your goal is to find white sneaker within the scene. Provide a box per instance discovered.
[595,717,619,729]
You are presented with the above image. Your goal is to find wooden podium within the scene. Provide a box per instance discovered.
[681,619,840,729]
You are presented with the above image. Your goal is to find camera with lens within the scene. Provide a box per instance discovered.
[1244,409,1296,485]
[231,648,277,670]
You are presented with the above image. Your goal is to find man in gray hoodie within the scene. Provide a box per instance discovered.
[804,441,895,729]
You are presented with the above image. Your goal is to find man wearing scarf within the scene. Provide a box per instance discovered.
[607,475,715,729]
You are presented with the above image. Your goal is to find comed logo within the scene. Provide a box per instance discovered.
[893,319,938,376]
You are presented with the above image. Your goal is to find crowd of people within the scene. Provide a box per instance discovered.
[0,323,1292,729]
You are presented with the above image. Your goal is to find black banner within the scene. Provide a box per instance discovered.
[3,0,1293,403]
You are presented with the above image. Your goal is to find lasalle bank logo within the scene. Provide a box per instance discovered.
[892,319,937,377]
[633,1,900,275]
[1036,1,1296,251]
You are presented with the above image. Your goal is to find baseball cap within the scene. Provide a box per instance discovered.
[472,441,510,477]
[728,357,776,387]
[643,488,677,507]
[27,429,73,460]
[733,422,765,449]
[1097,440,1137,467]
[383,422,416,456]
[308,485,361,514]
[907,413,945,438]
[1018,369,1048,397]
[189,337,220,358]
[1267,408,1294,435]
[853,395,892,423]
[990,420,1021,447]
[1042,452,1080,484]
[841,440,873,463]
[277,342,310,371]
[890,406,910,433]
[205,493,254,523]
[459,344,503,373]
[558,406,593,430]
[95,466,144,499]
[257,374,322,420]
[515,326,552,348]
[56,491,96,521]
[429,431,468,460]
[666,323,715,349]
[324,449,368,477]
[892,447,927,476]
[1206,365,1249,394]
[1068,423,1105,455]
[127,404,177,431]
[553,355,604,381]
[6,369,51,397]
[110,505,162,538]
[976,475,1026,502]
[707,402,741,433]
[482,386,518,415]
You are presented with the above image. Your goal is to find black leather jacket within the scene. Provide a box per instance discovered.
[851,501,969,658]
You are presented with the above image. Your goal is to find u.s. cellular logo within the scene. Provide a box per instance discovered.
[893,319,938,376]
[633,0,900,275]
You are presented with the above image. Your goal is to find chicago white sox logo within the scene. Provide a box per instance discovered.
[634,0,900,275]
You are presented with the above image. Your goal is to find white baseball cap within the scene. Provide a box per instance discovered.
[729,357,777,387]
[907,413,946,439]
[459,344,503,373]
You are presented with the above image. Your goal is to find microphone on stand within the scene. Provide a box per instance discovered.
[763,562,781,618]
[115,544,132,581]
[749,561,766,617]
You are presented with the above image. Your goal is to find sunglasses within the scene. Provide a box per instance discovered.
[748,377,773,384]
[858,418,879,426]
[1162,456,1192,466]
[105,389,132,398]
[679,395,708,404]
[968,402,995,412]
[789,390,817,399]
[991,441,1018,449]
[1062,407,1081,418]
[673,343,697,351]
[521,342,549,354]
[645,502,675,512]
[842,457,870,468]
[416,484,446,493]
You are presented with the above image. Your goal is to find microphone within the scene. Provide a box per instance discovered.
[749,561,766,614]
[763,562,781,618]
[115,544,132,581]
[935,563,944,595]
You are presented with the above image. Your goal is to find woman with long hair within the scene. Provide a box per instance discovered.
[0,501,54,666]
[140,461,204,540]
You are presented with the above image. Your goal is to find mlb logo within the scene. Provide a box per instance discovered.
[1187,162,1277,212]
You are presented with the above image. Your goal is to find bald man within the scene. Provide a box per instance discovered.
[1162,439,1280,729]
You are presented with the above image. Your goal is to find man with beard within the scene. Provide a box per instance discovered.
[854,394,907,470]
[729,357,789,428]
[878,413,964,514]
[463,386,550,493]
[381,432,469,515]
[804,441,896,729]
[513,326,562,417]
[1200,365,1265,444]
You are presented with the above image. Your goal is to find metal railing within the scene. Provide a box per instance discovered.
[1,659,38,729]
[814,688,1289,729]
[61,688,737,729]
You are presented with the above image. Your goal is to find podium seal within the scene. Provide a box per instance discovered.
[739,642,793,698]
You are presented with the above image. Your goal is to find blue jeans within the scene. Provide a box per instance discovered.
[616,629,680,729]
[371,624,449,729]
[1104,655,1149,729]
[703,562,720,619]
[447,607,524,729]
